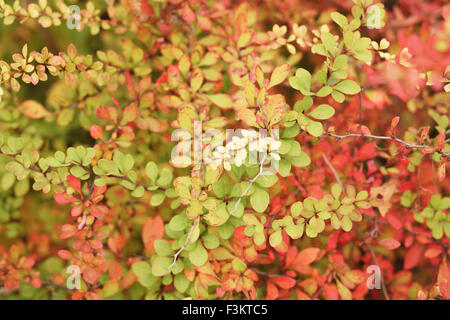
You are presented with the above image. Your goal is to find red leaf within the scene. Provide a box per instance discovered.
[67,175,81,194]
[390,116,400,131]
[89,204,109,218]
[266,281,279,300]
[60,224,78,239]
[21,257,35,269]
[180,4,195,24]
[31,277,42,289]
[109,261,123,280]
[4,276,19,290]
[323,284,339,300]
[387,213,402,230]
[233,225,247,242]
[91,184,107,200]
[404,244,424,269]
[83,266,100,284]
[424,247,443,259]
[438,132,445,150]
[71,205,83,217]
[273,276,296,289]
[125,71,137,99]
[284,246,297,268]
[96,106,111,121]
[140,0,154,16]
[326,231,339,251]
[90,125,103,140]
[54,192,78,204]
[378,238,401,250]
[142,216,165,247]
[331,252,344,264]
[294,248,320,266]
[58,250,74,260]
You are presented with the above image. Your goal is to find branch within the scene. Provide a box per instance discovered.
[361,233,390,300]
[321,132,450,159]
[228,154,268,216]
[322,153,344,191]
[165,218,197,274]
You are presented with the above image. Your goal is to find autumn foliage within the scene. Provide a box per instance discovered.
[0,0,449,300]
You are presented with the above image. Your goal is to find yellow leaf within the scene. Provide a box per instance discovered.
[237,108,257,127]
[268,63,290,89]
[19,100,52,119]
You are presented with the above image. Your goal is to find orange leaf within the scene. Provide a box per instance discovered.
[294,247,320,266]
[109,261,123,280]
[142,216,165,247]
[266,281,279,299]
[273,276,296,289]
[19,100,52,119]
[90,125,103,140]
[378,238,401,250]
[404,244,423,269]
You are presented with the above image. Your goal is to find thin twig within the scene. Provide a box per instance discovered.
[361,235,390,300]
[165,219,197,274]
[321,132,449,159]
[250,267,298,281]
[322,153,344,191]
[228,154,268,216]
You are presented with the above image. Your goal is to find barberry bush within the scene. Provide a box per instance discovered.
[0,0,449,300]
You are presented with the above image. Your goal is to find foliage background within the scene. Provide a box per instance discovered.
[0,0,449,300]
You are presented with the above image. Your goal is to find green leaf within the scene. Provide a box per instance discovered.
[334,80,361,95]
[285,151,311,167]
[154,239,173,256]
[70,166,89,179]
[189,243,208,267]
[308,104,335,120]
[132,261,152,279]
[306,120,323,137]
[101,280,119,298]
[203,234,220,249]
[168,215,188,232]
[150,192,166,206]
[250,189,270,213]
[174,273,190,293]
[131,185,145,197]
[1,172,15,190]
[206,94,233,109]
[331,12,348,29]
[152,256,173,277]
[331,90,345,103]
[278,159,291,177]
[269,230,282,247]
[269,63,290,89]
[289,68,312,95]
[341,215,352,232]
[315,86,332,97]
[145,161,158,183]
[157,167,173,187]
[321,32,337,53]
[331,183,342,199]
[291,201,303,217]
[333,55,348,70]
[231,258,247,273]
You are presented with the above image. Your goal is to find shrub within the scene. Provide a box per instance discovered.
[0,0,448,300]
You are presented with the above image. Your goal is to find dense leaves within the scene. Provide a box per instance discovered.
[0,0,449,301]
